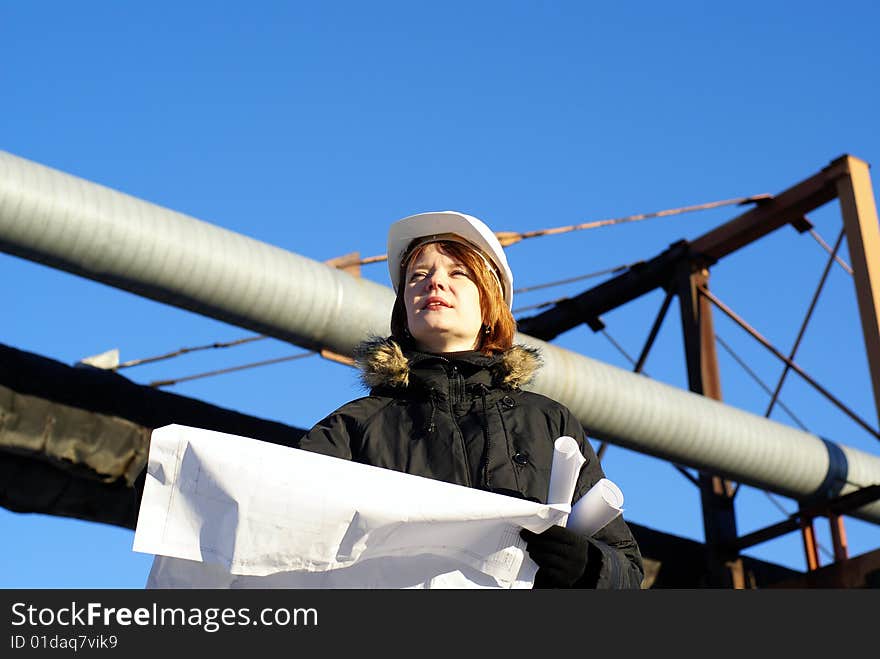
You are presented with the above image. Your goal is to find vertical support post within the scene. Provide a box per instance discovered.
[676,263,744,588]
[829,514,849,563]
[800,512,821,571]
[835,156,880,427]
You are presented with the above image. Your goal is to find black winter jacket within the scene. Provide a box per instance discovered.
[297,337,644,588]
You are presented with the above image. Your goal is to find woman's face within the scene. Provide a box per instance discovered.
[404,242,483,353]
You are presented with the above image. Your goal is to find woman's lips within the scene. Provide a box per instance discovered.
[423,297,451,310]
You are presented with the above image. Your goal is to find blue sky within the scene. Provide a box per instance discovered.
[2,1,879,587]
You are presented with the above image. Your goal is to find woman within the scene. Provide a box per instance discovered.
[298,211,644,588]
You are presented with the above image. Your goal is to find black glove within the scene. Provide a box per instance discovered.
[520,525,590,588]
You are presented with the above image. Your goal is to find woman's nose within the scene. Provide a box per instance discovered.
[426,271,447,290]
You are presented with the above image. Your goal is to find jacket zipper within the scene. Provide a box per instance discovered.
[446,364,473,488]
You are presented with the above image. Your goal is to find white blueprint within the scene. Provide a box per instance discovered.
[133,424,618,589]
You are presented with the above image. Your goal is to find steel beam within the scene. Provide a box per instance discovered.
[677,265,743,587]
[728,484,880,552]
[835,155,880,428]
[690,158,849,264]
[517,241,689,340]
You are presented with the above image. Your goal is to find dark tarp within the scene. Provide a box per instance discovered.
[0,343,306,528]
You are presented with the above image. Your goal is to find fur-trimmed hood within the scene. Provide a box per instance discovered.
[353,336,542,391]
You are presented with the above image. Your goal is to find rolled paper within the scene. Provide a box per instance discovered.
[547,436,586,508]
[567,478,624,537]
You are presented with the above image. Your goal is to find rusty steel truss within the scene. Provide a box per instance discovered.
[516,155,880,587]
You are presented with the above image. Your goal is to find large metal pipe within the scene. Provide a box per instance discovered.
[2,150,879,523]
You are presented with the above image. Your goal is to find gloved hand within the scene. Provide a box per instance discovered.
[520,525,590,588]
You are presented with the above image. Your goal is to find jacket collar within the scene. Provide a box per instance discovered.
[353,336,542,391]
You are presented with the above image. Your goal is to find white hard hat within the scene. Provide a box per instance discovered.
[387,211,513,308]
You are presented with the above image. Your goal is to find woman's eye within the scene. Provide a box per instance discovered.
[409,272,426,282]
[452,270,470,278]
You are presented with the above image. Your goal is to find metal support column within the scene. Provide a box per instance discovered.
[829,514,849,563]
[835,155,880,427]
[677,264,744,588]
[799,511,821,571]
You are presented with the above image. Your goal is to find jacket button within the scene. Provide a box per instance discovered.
[501,395,516,408]
[513,452,529,466]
